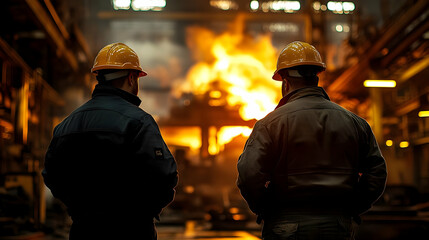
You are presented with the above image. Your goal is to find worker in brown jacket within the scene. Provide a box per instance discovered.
[237,41,387,240]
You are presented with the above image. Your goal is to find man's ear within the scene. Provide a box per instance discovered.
[282,79,290,97]
[127,72,134,86]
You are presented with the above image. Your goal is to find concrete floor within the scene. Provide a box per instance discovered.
[157,221,261,240]
[7,221,262,240]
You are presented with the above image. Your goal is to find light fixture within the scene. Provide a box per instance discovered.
[266,23,299,33]
[399,141,409,148]
[326,1,355,14]
[342,2,355,11]
[210,0,238,10]
[418,111,429,117]
[270,1,300,12]
[250,0,259,10]
[385,140,393,147]
[363,80,396,88]
[112,0,131,10]
[131,0,166,11]
[335,24,343,32]
[313,1,321,11]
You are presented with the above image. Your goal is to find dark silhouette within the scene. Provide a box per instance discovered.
[43,43,178,240]
[237,41,387,240]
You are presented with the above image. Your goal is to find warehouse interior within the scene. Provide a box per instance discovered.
[0,0,429,239]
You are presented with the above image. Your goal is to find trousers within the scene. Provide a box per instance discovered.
[262,214,359,240]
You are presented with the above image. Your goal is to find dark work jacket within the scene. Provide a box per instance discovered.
[42,85,178,238]
[237,86,387,220]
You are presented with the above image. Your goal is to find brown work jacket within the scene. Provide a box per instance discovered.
[237,86,387,219]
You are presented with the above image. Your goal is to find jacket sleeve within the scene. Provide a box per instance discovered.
[133,115,178,218]
[42,128,72,206]
[237,121,275,215]
[354,122,387,216]
[42,139,55,192]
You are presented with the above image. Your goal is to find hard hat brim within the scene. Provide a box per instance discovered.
[91,65,147,77]
[272,41,326,81]
[272,62,326,81]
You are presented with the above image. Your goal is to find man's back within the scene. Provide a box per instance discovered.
[237,86,386,218]
[43,85,178,238]
[238,41,386,240]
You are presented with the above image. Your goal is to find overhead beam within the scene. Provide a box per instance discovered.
[327,0,429,94]
[395,98,420,116]
[0,37,64,105]
[381,17,429,67]
[399,55,429,83]
[97,10,308,22]
[73,24,93,64]
[25,0,78,71]
[43,0,70,39]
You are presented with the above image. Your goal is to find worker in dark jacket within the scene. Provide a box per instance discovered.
[43,43,178,240]
[237,41,387,240]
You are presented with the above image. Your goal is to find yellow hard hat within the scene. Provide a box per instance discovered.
[91,43,147,77]
[272,41,325,81]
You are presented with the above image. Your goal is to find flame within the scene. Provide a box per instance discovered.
[209,126,252,155]
[217,126,252,145]
[169,16,281,155]
[182,15,281,121]
[161,127,202,150]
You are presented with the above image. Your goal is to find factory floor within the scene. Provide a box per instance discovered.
[0,221,262,240]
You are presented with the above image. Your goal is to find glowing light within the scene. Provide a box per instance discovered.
[269,1,301,12]
[386,140,393,147]
[182,17,281,121]
[208,99,223,106]
[232,214,246,221]
[250,0,259,10]
[313,1,321,10]
[327,2,340,11]
[399,141,409,148]
[266,23,299,33]
[210,0,239,10]
[184,185,195,194]
[334,24,350,33]
[161,127,201,150]
[209,127,219,155]
[209,90,222,98]
[112,0,131,10]
[343,2,355,11]
[229,207,240,214]
[218,126,252,145]
[327,1,355,14]
[208,126,252,155]
[418,111,429,117]
[343,25,350,32]
[363,80,396,88]
[131,0,166,11]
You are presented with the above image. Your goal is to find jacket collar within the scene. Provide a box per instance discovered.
[275,86,330,109]
[92,84,142,106]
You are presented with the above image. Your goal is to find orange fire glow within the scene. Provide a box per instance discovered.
[161,127,202,150]
[209,126,252,155]
[170,16,281,154]
[180,15,281,121]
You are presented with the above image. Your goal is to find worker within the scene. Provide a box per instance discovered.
[237,41,387,239]
[42,43,178,240]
